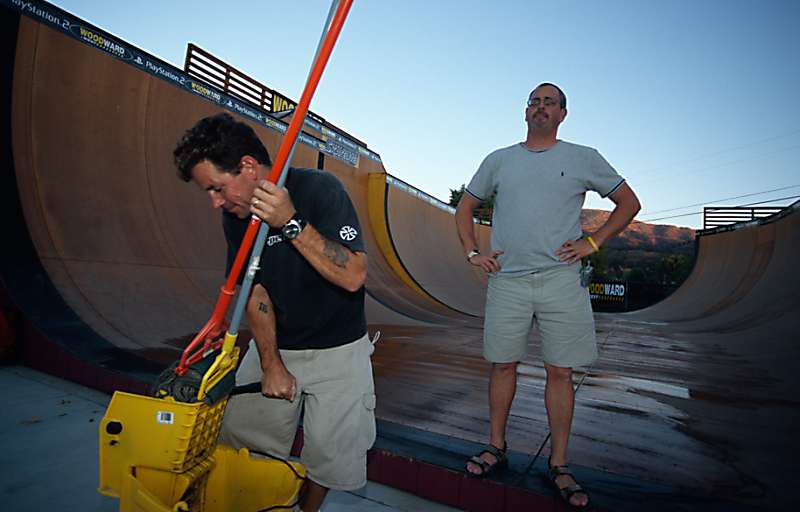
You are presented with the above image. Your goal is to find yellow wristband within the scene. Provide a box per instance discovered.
[586,236,600,252]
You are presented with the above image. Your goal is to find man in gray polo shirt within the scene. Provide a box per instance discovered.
[455,83,640,508]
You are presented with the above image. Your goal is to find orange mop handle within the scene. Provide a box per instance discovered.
[177,0,354,374]
[266,1,353,184]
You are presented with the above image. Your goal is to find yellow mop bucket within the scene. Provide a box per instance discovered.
[99,333,240,488]
[98,344,306,511]
[98,337,239,504]
[98,390,229,495]
[203,446,305,512]
[110,445,305,512]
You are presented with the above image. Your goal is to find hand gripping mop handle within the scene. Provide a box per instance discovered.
[176,0,353,376]
[223,0,344,342]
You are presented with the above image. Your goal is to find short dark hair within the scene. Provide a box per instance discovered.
[533,82,567,109]
[173,113,271,182]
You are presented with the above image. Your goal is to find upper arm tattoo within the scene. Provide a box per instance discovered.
[323,239,350,268]
[258,302,269,314]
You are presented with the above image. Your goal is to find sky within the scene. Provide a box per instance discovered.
[48,0,800,229]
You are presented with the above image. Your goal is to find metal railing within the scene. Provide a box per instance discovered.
[183,43,365,147]
[703,206,784,229]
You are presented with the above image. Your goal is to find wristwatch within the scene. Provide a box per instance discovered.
[281,213,307,240]
[466,249,480,261]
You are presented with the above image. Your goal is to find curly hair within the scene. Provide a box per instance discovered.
[173,113,272,181]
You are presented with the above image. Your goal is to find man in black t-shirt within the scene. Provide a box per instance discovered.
[174,113,374,512]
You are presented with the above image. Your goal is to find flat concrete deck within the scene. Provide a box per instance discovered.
[0,365,458,512]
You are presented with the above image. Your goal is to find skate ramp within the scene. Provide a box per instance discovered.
[4,2,798,510]
[2,5,482,372]
[382,175,490,317]
[627,201,799,334]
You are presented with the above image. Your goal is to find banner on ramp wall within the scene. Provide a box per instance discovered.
[589,280,628,311]
[2,0,381,167]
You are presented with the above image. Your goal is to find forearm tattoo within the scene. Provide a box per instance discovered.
[258,302,269,314]
[323,239,350,268]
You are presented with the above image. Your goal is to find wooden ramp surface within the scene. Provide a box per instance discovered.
[2,5,798,511]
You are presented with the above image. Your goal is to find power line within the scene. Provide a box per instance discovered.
[729,195,800,208]
[641,194,800,224]
[641,211,703,223]
[640,184,800,216]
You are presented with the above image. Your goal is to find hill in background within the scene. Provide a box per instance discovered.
[581,209,696,308]
[581,209,695,254]
[448,179,699,308]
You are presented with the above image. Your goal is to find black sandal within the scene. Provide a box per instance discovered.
[465,442,508,478]
[546,461,590,508]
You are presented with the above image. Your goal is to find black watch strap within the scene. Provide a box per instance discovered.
[281,212,307,240]
[284,212,306,229]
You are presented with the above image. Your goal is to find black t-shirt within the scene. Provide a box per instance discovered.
[223,168,367,350]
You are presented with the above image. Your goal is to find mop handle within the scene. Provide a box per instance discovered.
[177,0,353,373]
[226,0,342,337]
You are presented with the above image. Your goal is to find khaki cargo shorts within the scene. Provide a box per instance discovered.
[483,264,597,368]
[219,333,376,490]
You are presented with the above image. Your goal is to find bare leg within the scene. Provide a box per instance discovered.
[544,362,587,507]
[489,362,518,448]
[466,362,517,475]
[299,480,328,512]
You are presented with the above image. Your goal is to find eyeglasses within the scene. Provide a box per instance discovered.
[527,97,559,108]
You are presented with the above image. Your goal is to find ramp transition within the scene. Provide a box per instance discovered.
[2,1,798,510]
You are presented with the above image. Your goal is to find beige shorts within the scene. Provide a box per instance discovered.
[483,265,597,368]
[219,333,376,490]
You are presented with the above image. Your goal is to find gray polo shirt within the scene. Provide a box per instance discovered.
[466,141,624,276]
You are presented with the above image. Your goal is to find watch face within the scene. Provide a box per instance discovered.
[282,220,302,240]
